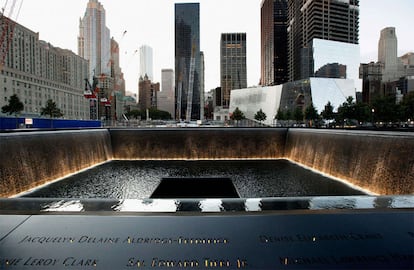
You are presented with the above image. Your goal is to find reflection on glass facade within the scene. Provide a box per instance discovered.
[309,39,361,92]
[175,3,201,121]
[261,0,288,86]
[230,78,356,125]
[288,0,359,82]
[308,78,355,113]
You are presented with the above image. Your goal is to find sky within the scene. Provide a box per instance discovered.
[2,0,413,95]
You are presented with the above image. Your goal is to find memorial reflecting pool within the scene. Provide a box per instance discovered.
[22,160,366,199]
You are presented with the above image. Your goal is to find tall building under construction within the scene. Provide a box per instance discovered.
[175,3,201,121]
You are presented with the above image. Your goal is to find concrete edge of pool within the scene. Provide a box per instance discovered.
[0,195,413,214]
[1,196,413,270]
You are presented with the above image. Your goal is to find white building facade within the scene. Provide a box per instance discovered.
[158,69,175,117]
[0,15,89,119]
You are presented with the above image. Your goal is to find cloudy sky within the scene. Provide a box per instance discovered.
[2,0,413,94]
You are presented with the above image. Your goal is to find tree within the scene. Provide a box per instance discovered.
[1,94,24,116]
[285,110,292,121]
[1,94,24,128]
[254,109,267,123]
[41,99,63,118]
[400,92,414,121]
[354,102,371,123]
[372,95,401,123]
[148,108,172,120]
[125,110,142,119]
[321,101,334,120]
[230,107,245,121]
[337,96,357,125]
[275,109,285,120]
[294,107,304,123]
[304,103,319,127]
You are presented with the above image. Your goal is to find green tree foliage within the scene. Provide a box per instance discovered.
[353,102,371,123]
[254,109,267,122]
[125,109,172,120]
[304,103,319,127]
[1,94,24,116]
[401,91,414,120]
[275,109,285,120]
[230,107,245,120]
[40,99,63,118]
[294,107,304,123]
[321,101,334,120]
[337,96,356,121]
[372,95,403,123]
[148,108,172,120]
[304,104,318,121]
[125,110,142,119]
[285,110,292,121]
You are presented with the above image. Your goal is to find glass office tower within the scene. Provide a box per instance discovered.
[220,33,247,108]
[175,3,201,121]
[261,0,288,86]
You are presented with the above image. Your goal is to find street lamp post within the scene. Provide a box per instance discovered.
[371,108,375,127]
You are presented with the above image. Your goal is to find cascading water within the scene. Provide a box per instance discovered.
[110,128,288,160]
[1,128,413,197]
[0,129,112,197]
[285,129,414,195]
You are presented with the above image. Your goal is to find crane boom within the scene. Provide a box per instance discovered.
[186,41,196,121]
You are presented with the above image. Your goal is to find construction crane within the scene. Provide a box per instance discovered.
[186,40,196,121]
[177,72,183,120]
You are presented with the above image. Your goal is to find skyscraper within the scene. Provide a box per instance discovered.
[288,0,359,81]
[220,33,247,108]
[139,45,154,81]
[162,69,175,94]
[78,0,111,80]
[158,69,175,117]
[378,27,398,79]
[261,0,288,86]
[175,3,201,121]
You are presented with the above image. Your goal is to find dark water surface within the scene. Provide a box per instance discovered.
[23,160,366,199]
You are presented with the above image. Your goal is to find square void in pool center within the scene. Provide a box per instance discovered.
[150,177,240,198]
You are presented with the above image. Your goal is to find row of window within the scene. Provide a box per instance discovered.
[1,70,83,93]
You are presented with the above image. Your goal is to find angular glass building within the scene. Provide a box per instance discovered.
[308,39,361,92]
[230,78,356,126]
[175,3,201,121]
